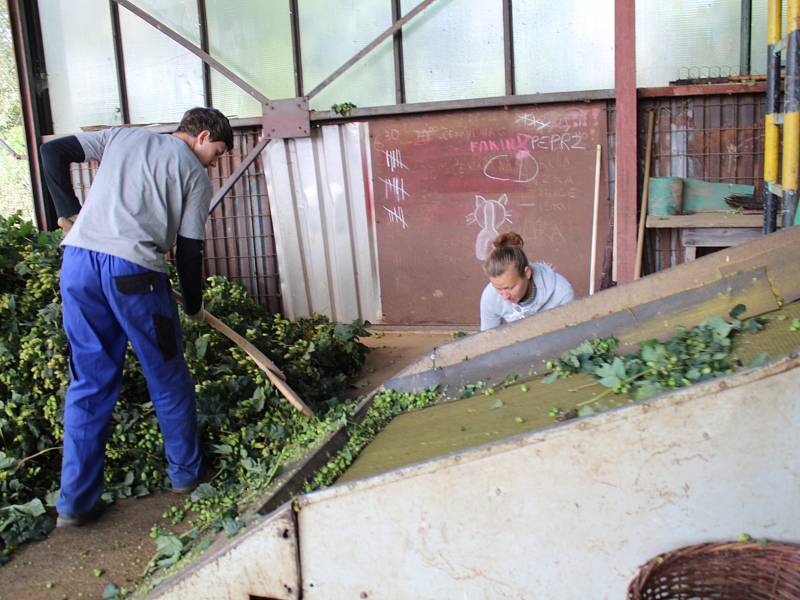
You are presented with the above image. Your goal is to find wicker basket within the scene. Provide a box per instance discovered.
[627,541,800,600]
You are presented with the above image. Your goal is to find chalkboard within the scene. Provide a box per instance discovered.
[370,103,608,324]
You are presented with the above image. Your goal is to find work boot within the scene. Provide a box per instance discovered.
[56,502,106,528]
[170,462,215,495]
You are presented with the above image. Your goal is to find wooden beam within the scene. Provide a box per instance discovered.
[646,213,766,228]
[638,82,767,98]
[614,0,638,282]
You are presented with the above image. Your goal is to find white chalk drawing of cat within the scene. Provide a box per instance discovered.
[467,194,513,261]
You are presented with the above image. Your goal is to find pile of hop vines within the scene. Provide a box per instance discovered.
[0,212,372,565]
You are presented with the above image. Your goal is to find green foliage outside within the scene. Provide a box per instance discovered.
[0,213,383,568]
[0,4,32,222]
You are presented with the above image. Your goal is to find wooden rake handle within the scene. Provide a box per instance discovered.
[175,294,315,418]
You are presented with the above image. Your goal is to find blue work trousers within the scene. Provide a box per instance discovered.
[57,246,202,516]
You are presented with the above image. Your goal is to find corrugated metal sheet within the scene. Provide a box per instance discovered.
[263,122,381,322]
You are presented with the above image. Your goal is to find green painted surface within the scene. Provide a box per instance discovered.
[339,302,800,484]
[647,177,754,214]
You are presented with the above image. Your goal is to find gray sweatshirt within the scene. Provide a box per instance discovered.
[480,262,575,331]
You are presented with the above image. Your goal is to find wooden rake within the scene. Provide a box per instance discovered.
[175,293,314,418]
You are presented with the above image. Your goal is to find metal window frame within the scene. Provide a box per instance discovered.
[502,0,515,96]
[108,0,129,124]
[391,0,406,104]
[289,0,304,97]
[197,0,212,108]
[12,0,763,281]
[8,0,53,228]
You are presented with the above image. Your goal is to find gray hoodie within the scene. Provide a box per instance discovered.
[479,262,575,331]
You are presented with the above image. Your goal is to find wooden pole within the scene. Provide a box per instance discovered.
[634,110,656,280]
[202,310,316,418]
[175,293,315,418]
[612,168,618,282]
[589,144,602,295]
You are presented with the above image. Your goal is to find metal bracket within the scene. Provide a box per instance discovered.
[768,182,784,197]
[262,97,310,139]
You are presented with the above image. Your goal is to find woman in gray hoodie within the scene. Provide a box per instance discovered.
[479,232,575,331]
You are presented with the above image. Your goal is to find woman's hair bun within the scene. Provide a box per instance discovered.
[493,232,524,249]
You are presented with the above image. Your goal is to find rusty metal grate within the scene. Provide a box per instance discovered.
[639,93,766,274]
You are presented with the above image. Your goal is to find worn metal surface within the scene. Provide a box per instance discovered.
[149,503,300,600]
[108,0,130,124]
[205,128,282,312]
[262,122,381,322]
[261,97,310,140]
[346,300,800,482]
[297,354,800,599]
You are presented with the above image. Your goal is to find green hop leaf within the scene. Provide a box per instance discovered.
[541,372,559,385]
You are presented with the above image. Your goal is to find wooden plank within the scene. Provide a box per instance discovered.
[681,227,763,247]
[638,82,767,98]
[646,213,764,228]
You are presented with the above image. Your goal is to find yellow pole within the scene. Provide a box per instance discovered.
[764,0,781,186]
[764,0,782,232]
[784,0,800,226]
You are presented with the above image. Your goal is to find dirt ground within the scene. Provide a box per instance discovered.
[0,330,453,600]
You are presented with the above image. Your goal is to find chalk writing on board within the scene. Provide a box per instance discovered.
[469,133,586,155]
[516,112,552,130]
[483,151,539,184]
[554,109,588,132]
[467,194,512,261]
[379,176,410,203]
[528,218,566,242]
[383,205,408,229]
[382,148,407,172]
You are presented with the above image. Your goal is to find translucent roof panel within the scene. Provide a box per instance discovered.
[636,0,741,86]
[401,0,505,102]
[120,0,204,124]
[300,0,395,111]
[39,0,122,133]
[513,0,614,95]
[206,0,295,119]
